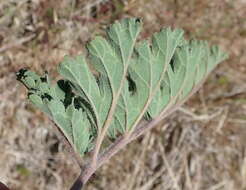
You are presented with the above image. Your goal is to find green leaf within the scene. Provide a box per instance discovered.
[72,108,91,155]
[28,94,51,116]
[58,18,142,131]
[143,28,185,118]
[50,83,65,101]
[17,18,228,157]
[111,28,184,134]
[47,99,73,143]
[146,39,228,119]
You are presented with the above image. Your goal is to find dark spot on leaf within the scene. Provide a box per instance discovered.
[57,80,74,107]
[127,75,136,94]
[16,68,28,81]
[42,93,52,101]
[40,76,47,82]
[135,18,141,23]
[170,58,175,72]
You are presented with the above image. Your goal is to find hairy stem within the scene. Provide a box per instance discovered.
[70,76,208,190]
[70,103,180,190]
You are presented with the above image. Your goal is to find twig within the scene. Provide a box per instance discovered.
[178,107,222,121]
[139,166,166,190]
[125,132,151,190]
[161,145,180,190]
[216,106,228,133]
[208,181,226,190]
[0,34,35,53]
[227,118,246,124]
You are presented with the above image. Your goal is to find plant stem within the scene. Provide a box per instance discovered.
[70,176,83,190]
[69,77,209,190]
[69,109,174,189]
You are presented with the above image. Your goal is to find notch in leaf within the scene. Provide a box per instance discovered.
[17,18,228,189]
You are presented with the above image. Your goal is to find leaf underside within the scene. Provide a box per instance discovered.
[17,18,228,156]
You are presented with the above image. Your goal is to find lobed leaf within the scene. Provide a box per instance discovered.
[17,18,228,156]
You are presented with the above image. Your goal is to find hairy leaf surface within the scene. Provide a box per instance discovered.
[17,18,228,156]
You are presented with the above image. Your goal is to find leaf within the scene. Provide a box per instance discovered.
[17,18,228,157]
[110,28,185,134]
[47,99,73,143]
[16,70,92,155]
[72,108,91,155]
[146,40,228,118]
[28,94,51,116]
[58,18,142,132]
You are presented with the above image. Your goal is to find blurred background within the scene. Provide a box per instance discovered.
[0,0,245,189]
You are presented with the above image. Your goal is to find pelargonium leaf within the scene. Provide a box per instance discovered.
[72,108,91,155]
[17,18,228,158]
[58,18,142,133]
[46,99,73,143]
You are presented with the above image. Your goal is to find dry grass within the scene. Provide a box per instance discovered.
[0,0,245,189]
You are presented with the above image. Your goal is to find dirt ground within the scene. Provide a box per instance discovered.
[0,0,245,190]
